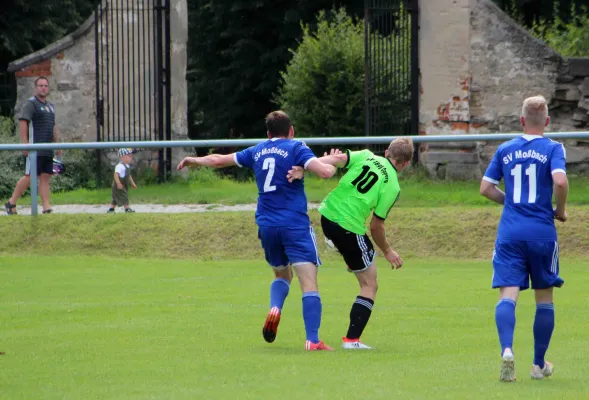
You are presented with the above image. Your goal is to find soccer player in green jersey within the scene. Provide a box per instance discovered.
[291,137,414,349]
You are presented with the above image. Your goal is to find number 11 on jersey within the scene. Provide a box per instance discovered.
[511,163,536,204]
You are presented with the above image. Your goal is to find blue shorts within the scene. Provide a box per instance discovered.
[258,226,321,268]
[492,240,564,290]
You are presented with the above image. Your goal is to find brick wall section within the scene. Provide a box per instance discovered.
[14,59,53,78]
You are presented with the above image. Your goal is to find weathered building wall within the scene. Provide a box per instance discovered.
[8,0,188,175]
[420,0,589,179]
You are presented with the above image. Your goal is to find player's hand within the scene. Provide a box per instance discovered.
[287,166,304,182]
[176,157,194,170]
[384,249,403,269]
[117,183,123,190]
[323,148,343,157]
[554,208,567,222]
[56,149,63,158]
[23,150,28,156]
[132,183,137,189]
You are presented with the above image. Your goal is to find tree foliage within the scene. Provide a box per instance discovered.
[495,1,589,57]
[494,0,589,27]
[531,3,589,57]
[186,0,362,140]
[0,0,95,69]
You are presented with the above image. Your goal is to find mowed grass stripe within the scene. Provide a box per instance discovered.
[1,207,588,259]
[1,256,588,399]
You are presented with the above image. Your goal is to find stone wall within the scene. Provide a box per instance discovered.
[419,0,589,179]
[8,0,188,175]
[11,20,97,144]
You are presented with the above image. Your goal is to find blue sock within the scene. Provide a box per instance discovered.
[269,278,290,310]
[495,298,516,354]
[533,303,555,369]
[302,292,322,343]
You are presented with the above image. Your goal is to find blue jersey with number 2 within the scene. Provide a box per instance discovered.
[234,138,317,227]
[483,135,566,241]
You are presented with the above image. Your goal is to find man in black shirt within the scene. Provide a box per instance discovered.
[5,76,60,215]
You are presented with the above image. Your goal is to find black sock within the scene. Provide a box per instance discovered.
[346,296,374,339]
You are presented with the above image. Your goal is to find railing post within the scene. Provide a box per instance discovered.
[29,151,38,216]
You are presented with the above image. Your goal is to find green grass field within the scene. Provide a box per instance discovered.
[2,255,589,399]
[4,174,589,399]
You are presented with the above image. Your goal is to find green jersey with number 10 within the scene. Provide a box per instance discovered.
[319,150,401,235]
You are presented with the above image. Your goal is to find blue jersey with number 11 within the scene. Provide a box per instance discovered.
[483,135,566,241]
[234,138,317,228]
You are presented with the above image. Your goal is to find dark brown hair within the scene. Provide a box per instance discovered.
[265,111,292,138]
[35,76,49,86]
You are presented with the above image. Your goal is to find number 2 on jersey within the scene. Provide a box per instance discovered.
[262,157,276,192]
[511,164,536,203]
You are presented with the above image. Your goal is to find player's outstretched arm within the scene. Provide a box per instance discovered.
[369,215,403,269]
[305,159,337,179]
[480,180,505,205]
[176,154,237,170]
[553,172,568,222]
[319,149,348,168]
[287,149,345,182]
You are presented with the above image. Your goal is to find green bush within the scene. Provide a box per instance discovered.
[276,8,411,138]
[0,117,24,200]
[531,3,589,57]
[51,149,100,192]
[276,9,364,137]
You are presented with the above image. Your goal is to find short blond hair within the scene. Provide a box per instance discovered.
[387,137,414,163]
[522,96,548,128]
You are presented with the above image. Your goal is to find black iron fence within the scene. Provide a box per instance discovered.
[94,0,171,181]
[364,0,419,139]
[0,72,16,117]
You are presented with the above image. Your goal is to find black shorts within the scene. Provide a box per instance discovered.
[320,215,376,272]
[25,155,53,176]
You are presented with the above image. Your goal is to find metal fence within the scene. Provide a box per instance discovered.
[94,0,172,181]
[364,0,419,138]
[2,131,588,216]
[0,72,16,117]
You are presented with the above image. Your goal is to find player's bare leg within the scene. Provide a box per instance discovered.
[263,266,292,343]
[497,286,519,382]
[6,175,31,214]
[38,173,52,212]
[343,263,377,349]
[531,288,555,379]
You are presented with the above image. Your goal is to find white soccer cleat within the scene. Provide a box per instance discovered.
[500,348,516,382]
[342,337,373,349]
[530,361,554,380]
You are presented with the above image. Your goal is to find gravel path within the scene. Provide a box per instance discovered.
[4,203,322,215]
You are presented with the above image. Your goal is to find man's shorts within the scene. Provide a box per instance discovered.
[25,155,54,176]
[320,215,376,272]
[492,239,564,290]
[258,225,321,268]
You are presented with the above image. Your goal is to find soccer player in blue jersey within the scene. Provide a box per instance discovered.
[480,96,568,382]
[177,111,336,351]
